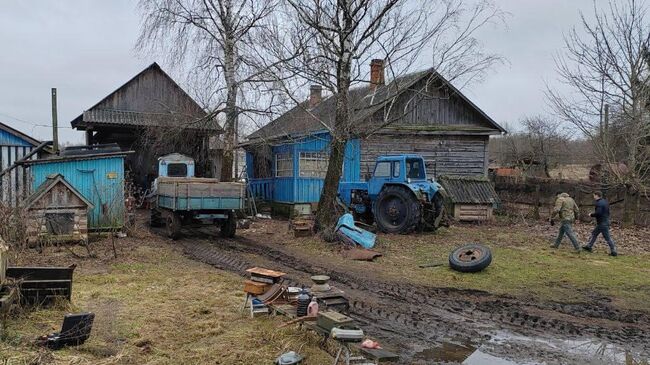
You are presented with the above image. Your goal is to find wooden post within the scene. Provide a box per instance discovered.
[51,88,59,153]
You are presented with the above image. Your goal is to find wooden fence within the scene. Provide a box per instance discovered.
[493,176,650,226]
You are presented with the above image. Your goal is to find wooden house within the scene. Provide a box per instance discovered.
[243,60,505,213]
[70,62,223,191]
[23,174,94,244]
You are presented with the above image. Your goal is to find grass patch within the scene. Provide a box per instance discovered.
[1,239,330,365]
[274,222,650,312]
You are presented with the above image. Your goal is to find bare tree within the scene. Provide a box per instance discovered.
[137,0,281,181]
[260,0,503,231]
[520,116,567,177]
[548,0,650,191]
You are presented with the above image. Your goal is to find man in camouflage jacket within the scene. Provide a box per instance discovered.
[550,192,581,252]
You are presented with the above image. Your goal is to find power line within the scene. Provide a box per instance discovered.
[0,111,74,129]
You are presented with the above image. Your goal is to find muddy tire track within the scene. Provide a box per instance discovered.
[180,234,650,363]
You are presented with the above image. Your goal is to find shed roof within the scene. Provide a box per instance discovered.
[246,69,505,143]
[21,150,134,166]
[438,175,500,205]
[70,63,221,132]
[24,174,94,209]
[0,121,41,147]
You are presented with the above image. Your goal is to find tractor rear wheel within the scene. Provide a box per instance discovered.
[375,185,421,234]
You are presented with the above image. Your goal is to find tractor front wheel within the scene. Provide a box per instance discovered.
[375,186,421,234]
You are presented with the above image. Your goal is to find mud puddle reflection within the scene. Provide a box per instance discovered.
[411,330,649,364]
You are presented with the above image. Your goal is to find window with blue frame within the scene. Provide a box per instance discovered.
[275,153,293,177]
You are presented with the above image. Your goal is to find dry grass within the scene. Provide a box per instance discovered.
[250,220,650,312]
[0,233,330,365]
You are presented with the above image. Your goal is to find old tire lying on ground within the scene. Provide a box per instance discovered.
[449,243,492,273]
[374,185,421,234]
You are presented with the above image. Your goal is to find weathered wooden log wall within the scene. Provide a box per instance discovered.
[360,135,488,178]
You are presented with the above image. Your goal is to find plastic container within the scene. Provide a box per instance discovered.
[296,289,310,317]
[307,297,319,317]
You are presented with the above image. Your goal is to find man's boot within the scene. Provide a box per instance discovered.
[582,245,593,252]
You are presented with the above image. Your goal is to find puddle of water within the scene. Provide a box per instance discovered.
[414,330,649,365]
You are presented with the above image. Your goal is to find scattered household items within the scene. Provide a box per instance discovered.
[343,247,383,261]
[290,217,314,238]
[23,174,94,245]
[246,267,286,284]
[21,147,132,230]
[296,289,311,317]
[361,339,381,349]
[438,175,499,222]
[275,351,304,365]
[39,312,95,350]
[307,296,319,317]
[250,297,270,318]
[255,213,271,219]
[310,275,331,292]
[242,267,286,311]
[330,326,364,342]
[317,311,355,333]
[7,265,76,306]
[148,154,245,240]
[338,154,446,234]
[448,244,493,273]
[335,214,376,248]
[237,218,251,229]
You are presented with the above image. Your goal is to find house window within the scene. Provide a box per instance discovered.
[299,152,329,178]
[275,153,293,177]
[167,163,188,177]
[374,161,391,177]
[45,213,74,235]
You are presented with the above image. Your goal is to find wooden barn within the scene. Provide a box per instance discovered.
[243,59,505,211]
[70,62,222,191]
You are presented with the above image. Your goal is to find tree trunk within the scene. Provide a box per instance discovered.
[220,27,237,182]
[315,137,347,232]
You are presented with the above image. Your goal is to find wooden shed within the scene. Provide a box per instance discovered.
[438,175,500,222]
[23,174,94,244]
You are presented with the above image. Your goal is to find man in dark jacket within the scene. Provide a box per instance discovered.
[582,191,618,256]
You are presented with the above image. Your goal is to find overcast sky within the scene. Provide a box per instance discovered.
[0,0,597,144]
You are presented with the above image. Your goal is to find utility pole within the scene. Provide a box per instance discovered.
[51,88,59,153]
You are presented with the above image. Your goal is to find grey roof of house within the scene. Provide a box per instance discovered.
[24,173,94,209]
[438,175,501,205]
[246,68,505,142]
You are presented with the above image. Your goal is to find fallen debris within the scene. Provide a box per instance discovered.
[275,351,303,365]
[7,265,76,306]
[39,312,95,350]
[418,261,445,268]
[335,213,376,249]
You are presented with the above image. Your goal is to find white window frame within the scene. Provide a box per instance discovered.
[275,153,293,177]
[299,152,330,178]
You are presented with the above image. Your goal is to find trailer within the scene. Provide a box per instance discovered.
[149,153,245,239]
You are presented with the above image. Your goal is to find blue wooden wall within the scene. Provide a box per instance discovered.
[31,156,126,229]
[247,132,361,204]
[0,127,38,206]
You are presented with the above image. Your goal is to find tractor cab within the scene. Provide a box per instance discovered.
[158,153,195,178]
[367,155,429,197]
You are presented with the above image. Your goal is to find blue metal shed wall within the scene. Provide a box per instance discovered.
[30,156,125,229]
[0,129,37,207]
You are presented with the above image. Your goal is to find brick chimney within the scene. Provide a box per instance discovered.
[309,85,322,107]
[370,59,385,87]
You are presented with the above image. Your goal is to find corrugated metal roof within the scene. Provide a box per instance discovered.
[438,175,500,205]
[80,109,220,131]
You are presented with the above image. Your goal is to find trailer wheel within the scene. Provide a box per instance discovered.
[220,210,237,238]
[449,243,492,273]
[149,209,163,227]
[375,185,421,234]
[166,212,181,240]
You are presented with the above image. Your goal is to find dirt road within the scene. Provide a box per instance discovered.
[174,226,650,365]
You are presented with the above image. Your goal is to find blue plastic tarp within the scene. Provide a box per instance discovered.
[335,213,376,249]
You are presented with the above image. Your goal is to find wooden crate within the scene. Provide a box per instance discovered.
[243,280,270,295]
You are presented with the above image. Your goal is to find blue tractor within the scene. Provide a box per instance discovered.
[338,154,446,233]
